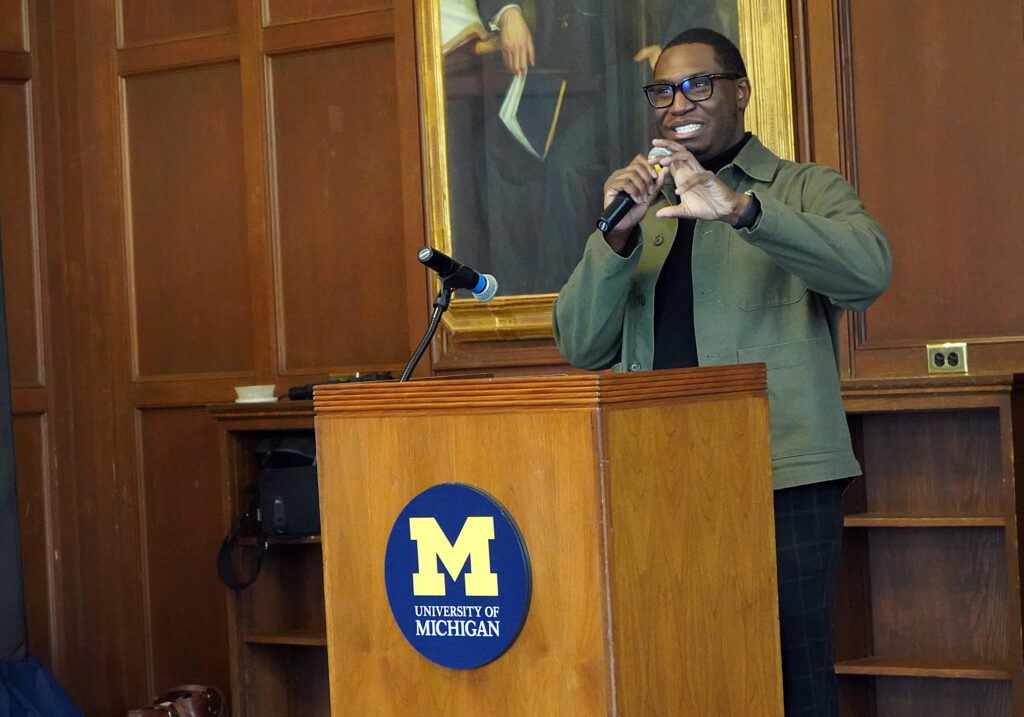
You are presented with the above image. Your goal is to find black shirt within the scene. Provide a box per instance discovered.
[652,133,752,369]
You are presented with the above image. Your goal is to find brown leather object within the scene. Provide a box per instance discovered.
[128,685,229,717]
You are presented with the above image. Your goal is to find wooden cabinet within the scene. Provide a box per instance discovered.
[210,401,329,717]
[836,375,1024,716]
[207,375,1024,716]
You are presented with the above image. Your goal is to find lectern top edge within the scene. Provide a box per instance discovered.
[314,364,767,415]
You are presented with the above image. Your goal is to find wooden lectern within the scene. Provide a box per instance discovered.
[314,365,783,715]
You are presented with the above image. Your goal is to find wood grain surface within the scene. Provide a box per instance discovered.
[315,368,781,715]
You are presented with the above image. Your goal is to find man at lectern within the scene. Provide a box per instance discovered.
[552,27,892,717]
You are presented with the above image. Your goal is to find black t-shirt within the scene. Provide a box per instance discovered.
[652,133,752,369]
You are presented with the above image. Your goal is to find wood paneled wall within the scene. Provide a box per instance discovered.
[0,0,68,683]
[793,0,1024,377]
[849,0,1023,360]
[2,0,1022,714]
[2,0,426,713]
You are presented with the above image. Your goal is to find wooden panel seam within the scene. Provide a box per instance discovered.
[1,74,46,387]
[262,8,394,55]
[131,406,157,697]
[117,32,240,76]
[855,335,1024,352]
[115,0,238,53]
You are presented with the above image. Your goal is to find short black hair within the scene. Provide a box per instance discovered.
[662,27,747,78]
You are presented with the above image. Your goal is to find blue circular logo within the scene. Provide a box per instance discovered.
[383,483,531,669]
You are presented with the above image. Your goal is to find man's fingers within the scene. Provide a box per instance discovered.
[651,138,688,155]
[676,170,716,194]
[658,149,697,170]
[655,204,685,219]
[605,178,644,206]
[507,46,526,75]
[653,163,669,190]
[508,41,533,75]
[629,154,660,179]
[617,167,659,203]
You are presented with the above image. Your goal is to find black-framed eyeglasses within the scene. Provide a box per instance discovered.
[643,73,742,108]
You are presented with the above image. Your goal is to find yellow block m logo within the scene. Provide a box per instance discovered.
[409,516,499,597]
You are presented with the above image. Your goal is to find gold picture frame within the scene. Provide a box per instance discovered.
[415,0,795,347]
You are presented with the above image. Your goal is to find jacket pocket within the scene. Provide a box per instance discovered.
[728,235,808,310]
[737,338,845,460]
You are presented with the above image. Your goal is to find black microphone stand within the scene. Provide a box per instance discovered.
[400,277,457,382]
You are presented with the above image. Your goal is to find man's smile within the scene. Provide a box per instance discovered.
[669,121,704,139]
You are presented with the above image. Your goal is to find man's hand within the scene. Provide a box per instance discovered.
[652,139,753,226]
[497,7,534,76]
[600,154,668,253]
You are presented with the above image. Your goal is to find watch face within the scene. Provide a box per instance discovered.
[737,191,759,229]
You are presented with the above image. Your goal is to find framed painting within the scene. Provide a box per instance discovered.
[415,0,795,349]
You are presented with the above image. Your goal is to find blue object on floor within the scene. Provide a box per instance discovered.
[0,655,84,717]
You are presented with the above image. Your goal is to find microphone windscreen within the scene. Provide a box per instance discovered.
[648,146,672,162]
[473,274,498,302]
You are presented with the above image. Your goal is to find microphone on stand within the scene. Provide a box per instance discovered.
[401,248,499,381]
[417,247,498,302]
[596,146,672,233]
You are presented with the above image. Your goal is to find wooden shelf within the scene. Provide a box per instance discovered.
[242,630,327,647]
[268,534,321,544]
[834,378,1024,714]
[844,513,1005,528]
[239,535,322,546]
[835,657,1012,681]
[211,405,327,716]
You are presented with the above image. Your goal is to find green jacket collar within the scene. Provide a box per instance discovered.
[660,133,780,200]
[729,133,780,183]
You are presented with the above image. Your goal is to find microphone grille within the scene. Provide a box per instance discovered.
[473,274,498,302]
[648,146,672,161]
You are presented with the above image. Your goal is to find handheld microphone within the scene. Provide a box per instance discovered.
[417,247,498,302]
[596,146,672,233]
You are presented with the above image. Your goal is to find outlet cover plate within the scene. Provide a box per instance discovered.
[926,342,968,374]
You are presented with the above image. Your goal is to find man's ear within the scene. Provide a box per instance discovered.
[736,77,751,111]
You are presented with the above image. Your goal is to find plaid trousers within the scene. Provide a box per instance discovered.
[773,478,848,717]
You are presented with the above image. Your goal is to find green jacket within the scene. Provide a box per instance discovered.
[553,135,892,489]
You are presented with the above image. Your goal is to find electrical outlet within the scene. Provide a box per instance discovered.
[926,342,968,374]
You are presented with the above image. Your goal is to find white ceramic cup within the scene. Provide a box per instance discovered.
[234,384,277,403]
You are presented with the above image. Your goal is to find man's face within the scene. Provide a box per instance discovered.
[652,43,750,162]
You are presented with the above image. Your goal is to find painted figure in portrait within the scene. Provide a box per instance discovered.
[439,0,738,295]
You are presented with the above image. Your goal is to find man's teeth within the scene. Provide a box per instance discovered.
[675,123,701,133]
